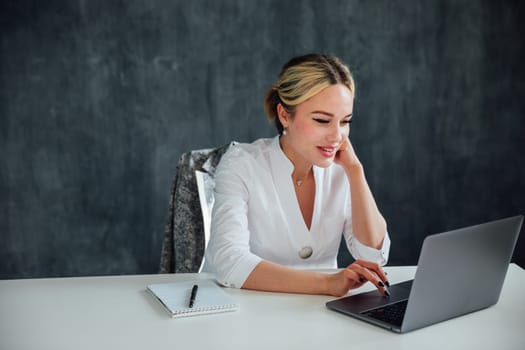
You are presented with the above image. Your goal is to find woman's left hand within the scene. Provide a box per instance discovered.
[334,138,361,170]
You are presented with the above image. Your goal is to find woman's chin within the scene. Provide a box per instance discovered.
[314,158,335,168]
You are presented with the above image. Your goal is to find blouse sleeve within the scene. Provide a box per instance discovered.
[204,148,262,288]
[345,231,390,265]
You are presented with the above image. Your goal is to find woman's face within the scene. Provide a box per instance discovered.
[279,84,354,168]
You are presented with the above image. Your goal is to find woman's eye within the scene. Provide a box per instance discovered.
[313,118,330,124]
[342,120,353,125]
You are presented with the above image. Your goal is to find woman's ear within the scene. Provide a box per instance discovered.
[277,103,289,129]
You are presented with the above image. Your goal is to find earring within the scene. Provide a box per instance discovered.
[282,129,287,136]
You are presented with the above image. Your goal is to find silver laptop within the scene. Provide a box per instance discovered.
[326,215,523,333]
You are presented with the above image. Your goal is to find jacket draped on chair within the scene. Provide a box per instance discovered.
[159,142,236,273]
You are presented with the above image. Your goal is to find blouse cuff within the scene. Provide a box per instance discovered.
[350,232,390,266]
[215,254,262,289]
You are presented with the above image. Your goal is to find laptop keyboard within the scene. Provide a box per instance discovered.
[361,300,408,327]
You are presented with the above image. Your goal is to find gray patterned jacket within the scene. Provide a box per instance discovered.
[159,142,236,273]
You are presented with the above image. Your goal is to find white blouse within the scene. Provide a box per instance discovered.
[203,136,390,288]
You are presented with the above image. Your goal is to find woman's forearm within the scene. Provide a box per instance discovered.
[346,163,387,249]
[241,259,389,297]
[241,260,331,295]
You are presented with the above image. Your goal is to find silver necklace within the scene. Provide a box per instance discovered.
[294,174,309,187]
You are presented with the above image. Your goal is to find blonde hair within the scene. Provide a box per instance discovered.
[264,54,355,134]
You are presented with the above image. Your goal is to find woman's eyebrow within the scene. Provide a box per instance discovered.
[310,110,334,117]
[310,110,353,118]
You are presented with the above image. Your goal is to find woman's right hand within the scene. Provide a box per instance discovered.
[326,259,390,297]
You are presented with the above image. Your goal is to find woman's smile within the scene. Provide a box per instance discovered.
[317,145,338,158]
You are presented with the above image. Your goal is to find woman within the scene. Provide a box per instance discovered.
[203,54,391,297]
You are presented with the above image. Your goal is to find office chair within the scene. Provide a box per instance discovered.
[159,141,236,273]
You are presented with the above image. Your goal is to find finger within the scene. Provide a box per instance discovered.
[344,263,366,282]
[343,268,365,285]
[346,261,386,284]
[350,264,380,285]
[354,260,389,286]
[338,138,350,151]
[350,263,390,296]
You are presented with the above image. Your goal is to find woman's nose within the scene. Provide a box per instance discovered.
[327,125,344,143]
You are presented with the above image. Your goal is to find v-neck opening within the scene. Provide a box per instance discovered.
[269,137,320,235]
[295,168,320,233]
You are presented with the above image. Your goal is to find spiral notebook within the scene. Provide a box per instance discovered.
[147,279,239,318]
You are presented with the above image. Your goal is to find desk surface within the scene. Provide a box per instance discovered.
[1,265,524,350]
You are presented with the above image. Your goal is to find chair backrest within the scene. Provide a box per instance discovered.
[159,142,236,273]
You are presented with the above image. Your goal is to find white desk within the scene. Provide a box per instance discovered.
[1,265,524,350]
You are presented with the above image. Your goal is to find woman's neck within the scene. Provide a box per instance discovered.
[279,136,313,185]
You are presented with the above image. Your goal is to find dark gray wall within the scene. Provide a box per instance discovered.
[1,0,524,279]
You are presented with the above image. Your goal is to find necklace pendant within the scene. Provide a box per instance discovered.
[296,180,303,187]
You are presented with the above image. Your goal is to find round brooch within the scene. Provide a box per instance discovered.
[298,246,313,259]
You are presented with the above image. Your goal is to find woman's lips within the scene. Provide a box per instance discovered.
[317,146,337,158]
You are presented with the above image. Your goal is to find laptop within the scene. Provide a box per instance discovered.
[326,215,523,333]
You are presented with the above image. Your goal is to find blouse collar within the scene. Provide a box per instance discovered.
[270,135,294,175]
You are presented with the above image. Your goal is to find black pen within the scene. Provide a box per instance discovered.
[189,284,198,308]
